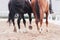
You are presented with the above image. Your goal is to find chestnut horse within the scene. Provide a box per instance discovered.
[31,0,49,33]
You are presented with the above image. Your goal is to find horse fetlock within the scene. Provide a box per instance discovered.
[46,27,48,32]
[23,28,27,33]
[18,29,23,33]
[39,27,43,33]
[7,20,11,26]
[37,27,39,31]
[14,27,17,32]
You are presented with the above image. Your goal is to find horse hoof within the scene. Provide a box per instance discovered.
[39,31,41,33]
[29,26,32,30]
[23,31,27,33]
[18,29,23,33]
[46,29,48,32]
[46,28,48,32]
[13,29,17,32]
[23,30,27,33]
[23,28,27,33]
[39,28,42,33]
[13,28,17,32]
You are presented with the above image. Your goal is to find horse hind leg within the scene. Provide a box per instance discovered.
[36,20,39,31]
[17,15,21,32]
[22,14,27,33]
[31,5,39,31]
[12,18,17,32]
[8,11,17,32]
[39,10,44,33]
[46,12,48,32]
[8,11,12,26]
[28,13,32,30]
[22,14,26,28]
[11,12,17,32]
[39,19,43,33]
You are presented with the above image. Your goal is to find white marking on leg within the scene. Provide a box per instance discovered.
[18,29,23,33]
[23,28,27,33]
[39,27,42,33]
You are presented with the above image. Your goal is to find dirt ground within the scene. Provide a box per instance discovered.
[0,19,60,40]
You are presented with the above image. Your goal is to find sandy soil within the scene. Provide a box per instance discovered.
[0,19,60,40]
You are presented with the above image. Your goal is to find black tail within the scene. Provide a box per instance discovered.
[49,2,54,14]
[8,1,12,23]
[8,1,15,23]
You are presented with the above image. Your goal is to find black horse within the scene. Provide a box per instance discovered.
[8,0,33,32]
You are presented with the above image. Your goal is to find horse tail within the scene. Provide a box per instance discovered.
[49,3,53,14]
[8,1,11,22]
[8,1,15,23]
